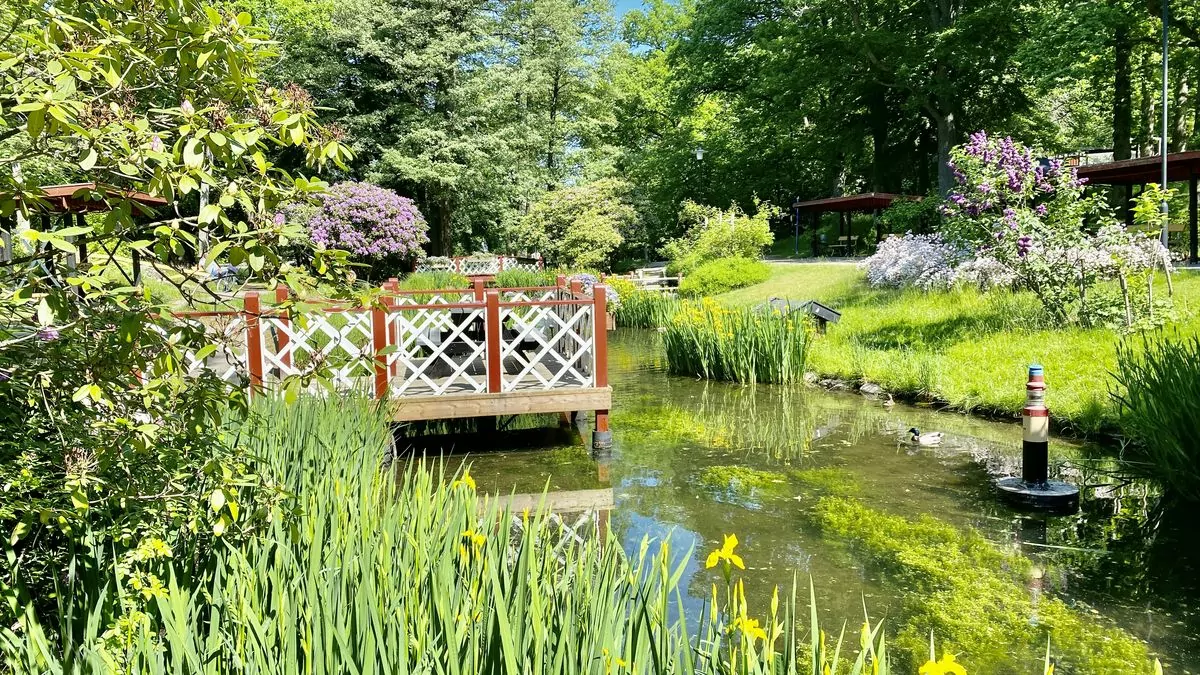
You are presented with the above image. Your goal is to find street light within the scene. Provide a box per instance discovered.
[1160,0,1170,246]
[694,145,704,161]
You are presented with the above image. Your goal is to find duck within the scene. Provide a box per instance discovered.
[908,427,943,446]
[883,394,895,409]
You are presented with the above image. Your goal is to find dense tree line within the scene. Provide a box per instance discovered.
[240,0,1200,261]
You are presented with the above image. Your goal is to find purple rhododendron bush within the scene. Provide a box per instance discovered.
[290,181,429,276]
[865,132,1172,328]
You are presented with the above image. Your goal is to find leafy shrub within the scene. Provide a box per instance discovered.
[679,257,769,297]
[663,201,775,275]
[614,291,679,328]
[511,178,639,270]
[1112,335,1200,501]
[292,182,428,272]
[662,299,809,384]
[880,195,941,235]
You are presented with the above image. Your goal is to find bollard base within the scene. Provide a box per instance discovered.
[996,477,1079,513]
[591,429,613,455]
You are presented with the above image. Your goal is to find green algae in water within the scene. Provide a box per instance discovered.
[814,497,1157,673]
[699,465,791,503]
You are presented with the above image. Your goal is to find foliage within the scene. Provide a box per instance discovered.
[662,299,809,384]
[397,271,470,293]
[1112,335,1200,501]
[679,257,769,297]
[0,0,350,625]
[663,201,775,275]
[2,396,906,674]
[493,268,557,288]
[940,132,1171,328]
[513,178,639,270]
[292,181,428,269]
[815,496,1158,673]
[880,197,941,236]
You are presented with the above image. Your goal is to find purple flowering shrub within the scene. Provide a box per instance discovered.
[296,182,428,263]
[937,132,1171,326]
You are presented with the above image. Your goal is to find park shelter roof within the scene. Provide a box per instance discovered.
[22,183,167,214]
[792,192,920,212]
[1074,152,1200,186]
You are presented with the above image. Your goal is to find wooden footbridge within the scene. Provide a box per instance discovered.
[172,276,613,448]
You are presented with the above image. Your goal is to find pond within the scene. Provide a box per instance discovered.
[412,330,1200,672]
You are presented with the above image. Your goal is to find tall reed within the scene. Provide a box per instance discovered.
[613,290,679,328]
[662,299,810,384]
[0,397,871,673]
[1111,334,1200,501]
[494,268,557,288]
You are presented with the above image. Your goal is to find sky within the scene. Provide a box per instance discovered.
[613,0,645,18]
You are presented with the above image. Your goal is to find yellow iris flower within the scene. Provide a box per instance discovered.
[705,533,745,570]
[920,653,967,675]
[452,468,476,491]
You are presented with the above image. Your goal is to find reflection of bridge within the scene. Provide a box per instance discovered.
[172,277,612,447]
[491,488,615,548]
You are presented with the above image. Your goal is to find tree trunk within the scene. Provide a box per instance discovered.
[1138,50,1155,157]
[1113,22,1133,161]
[547,68,561,190]
[1112,22,1133,217]
[1171,67,1190,152]
[869,86,891,192]
[935,110,956,197]
[430,197,454,256]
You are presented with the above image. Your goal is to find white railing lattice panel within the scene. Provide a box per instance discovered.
[260,311,374,390]
[387,307,488,396]
[499,304,594,392]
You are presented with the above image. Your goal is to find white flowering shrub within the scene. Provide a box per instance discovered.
[861,233,963,290]
[954,255,1018,290]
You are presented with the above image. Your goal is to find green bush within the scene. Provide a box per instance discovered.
[398,270,470,290]
[511,178,639,270]
[678,257,770,297]
[662,299,809,384]
[663,201,775,275]
[1111,334,1200,501]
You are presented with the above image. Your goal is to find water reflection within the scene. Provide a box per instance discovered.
[447,330,1198,670]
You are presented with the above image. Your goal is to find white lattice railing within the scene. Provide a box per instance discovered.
[413,255,544,276]
[172,280,608,400]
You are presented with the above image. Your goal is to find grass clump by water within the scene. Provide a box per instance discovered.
[814,497,1159,674]
[663,299,809,384]
[399,269,470,290]
[494,267,557,287]
[1112,334,1200,501]
[612,289,679,328]
[714,263,1200,436]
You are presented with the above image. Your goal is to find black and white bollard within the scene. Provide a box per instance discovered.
[996,365,1079,512]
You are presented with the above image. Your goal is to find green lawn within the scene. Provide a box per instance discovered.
[717,263,1200,435]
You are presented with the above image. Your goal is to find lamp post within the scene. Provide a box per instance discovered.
[1160,0,1170,247]
[793,198,801,257]
[694,145,705,203]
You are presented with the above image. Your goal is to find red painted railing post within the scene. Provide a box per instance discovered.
[244,291,264,396]
[592,285,608,389]
[591,283,611,451]
[384,280,400,377]
[498,255,506,272]
[274,285,291,371]
[537,256,544,270]
[372,297,390,400]
[485,290,502,393]
[570,279,582,297]
[473,278,486,301]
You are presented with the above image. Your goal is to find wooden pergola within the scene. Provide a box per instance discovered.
[1,182,167,279]
[791,192,922,255]
[1075,152,1200,262]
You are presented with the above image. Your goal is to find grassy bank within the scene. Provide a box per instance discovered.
[716,263,1200,435]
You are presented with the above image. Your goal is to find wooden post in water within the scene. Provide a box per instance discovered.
[485,290,502,394]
